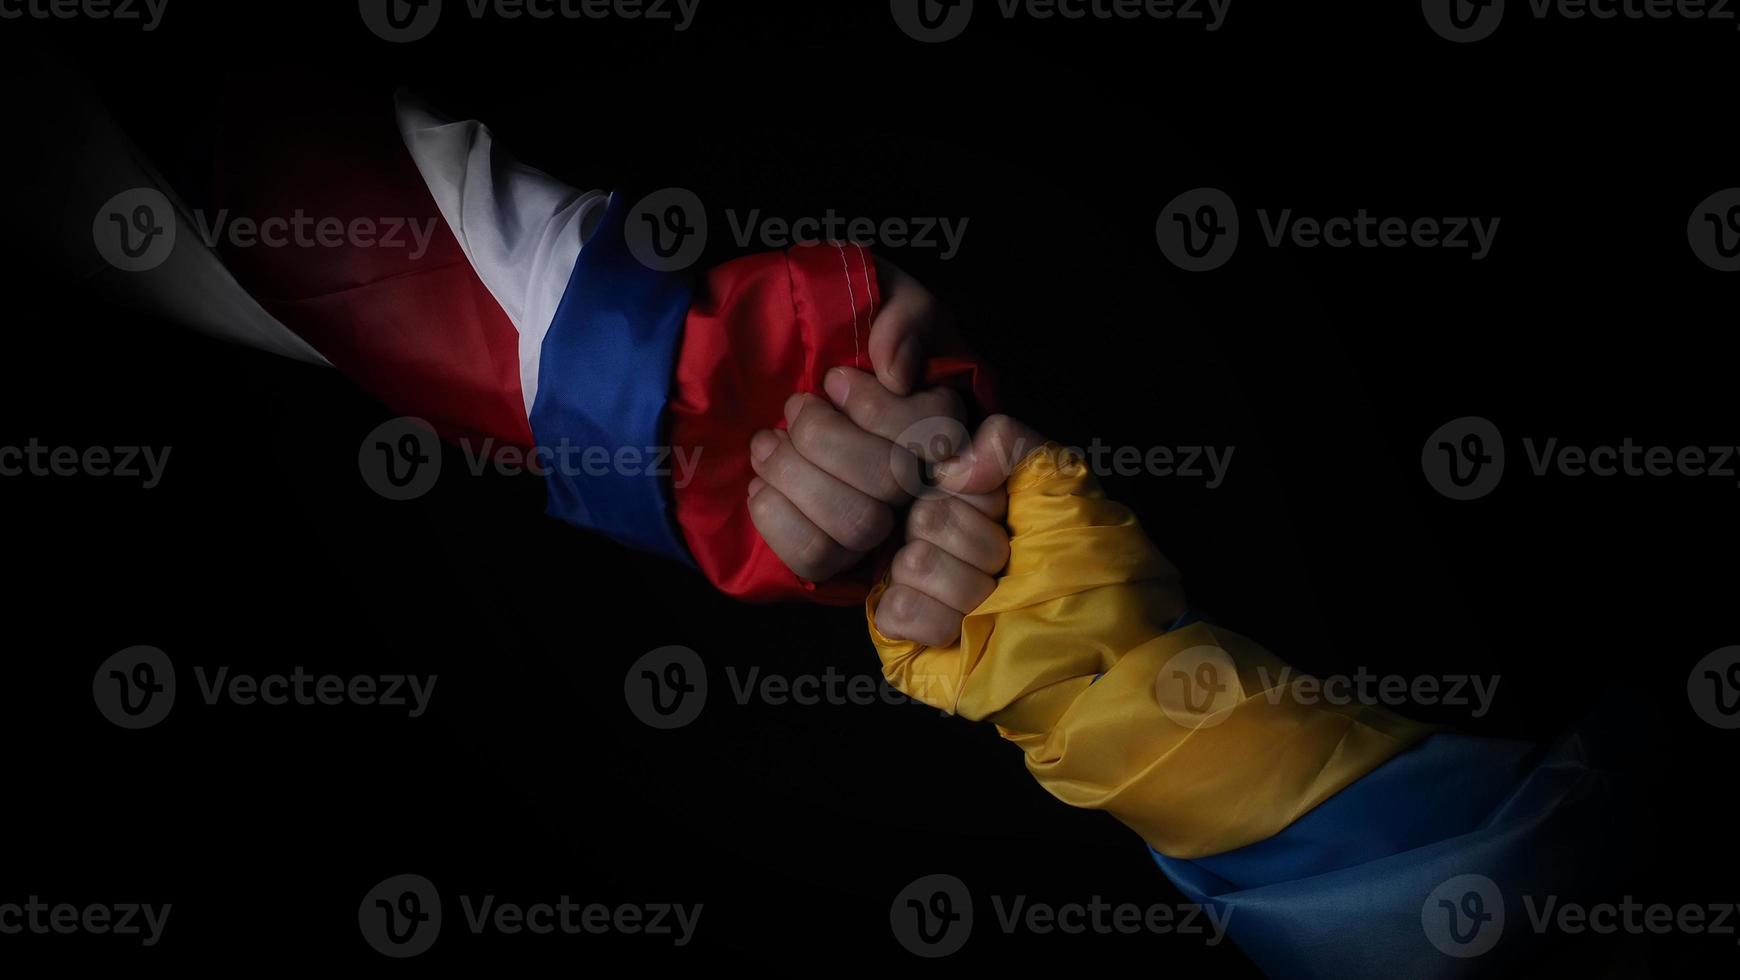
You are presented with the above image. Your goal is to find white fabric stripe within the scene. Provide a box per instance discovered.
[36,62,328,367]
[394,90,607,417]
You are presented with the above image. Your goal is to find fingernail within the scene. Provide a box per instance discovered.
[751,430,778,463]
[783,393,807,426]
[933,455,963,481]
[823,368,850,406]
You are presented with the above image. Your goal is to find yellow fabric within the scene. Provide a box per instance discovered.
[866,444,1436,859]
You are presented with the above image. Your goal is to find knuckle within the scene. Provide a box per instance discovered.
[764,443,801,485]
[747,488,781,527]
[879,584,919,628]
[908,498,951,541]
[981,413,1016,446]
[846,387,886,431]
[787,406,821,454]
[794,530,840,579]
[927,386,967,422]
[894,539,940,582]
[835,497,892,552]
[988,528,1012,569]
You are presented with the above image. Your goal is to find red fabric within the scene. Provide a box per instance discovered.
[214,89,532,450]
[670,243,997,604]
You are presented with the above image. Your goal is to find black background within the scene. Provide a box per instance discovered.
[2,0,1736,973]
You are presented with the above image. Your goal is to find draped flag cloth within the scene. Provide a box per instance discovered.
[201,85,995,601]
[868,444,1638,977]
[49,73,1632,976]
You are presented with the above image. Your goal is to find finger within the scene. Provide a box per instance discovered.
[943,485,1007,522]
[821,366,968,462]
[866,256,949,396]
[906,496,1011,575]
[874,583,964,647]
[934,414,1049,496]
[747,481,861,582]
[751,429,894,554]
[891,540,998,614]
[783,393,915,505]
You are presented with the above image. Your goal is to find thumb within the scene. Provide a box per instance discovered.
[933,415,1048,496]
[867,257,949,396]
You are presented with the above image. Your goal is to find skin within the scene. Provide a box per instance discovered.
[745,256,1049,646]
[747,258,983,583]
[874,414,1046,646]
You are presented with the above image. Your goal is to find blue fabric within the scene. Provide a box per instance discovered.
[529,193,693,565]
[1152,719,1639,978]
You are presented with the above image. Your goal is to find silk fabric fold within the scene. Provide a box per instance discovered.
[867,444,1435,858]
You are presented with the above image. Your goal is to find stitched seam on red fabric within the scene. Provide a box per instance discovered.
[833,241,863,370]
[853,242,878,328]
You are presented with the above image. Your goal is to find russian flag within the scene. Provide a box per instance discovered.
[65,79,993,602]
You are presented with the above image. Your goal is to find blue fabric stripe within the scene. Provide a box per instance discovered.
[1151,717,1638,978]
[528,193,693,565]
